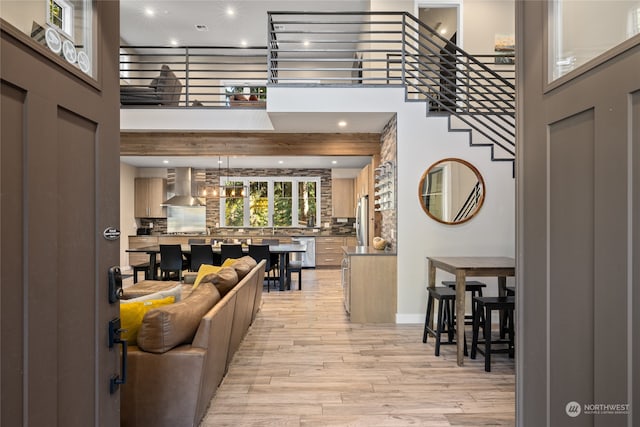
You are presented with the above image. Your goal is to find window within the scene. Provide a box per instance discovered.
[220,177,321,228]
[47,0,73,39]
[548,0,640,81]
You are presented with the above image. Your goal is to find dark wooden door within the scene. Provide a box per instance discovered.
[518,2,639,426]
[1,2,121,426]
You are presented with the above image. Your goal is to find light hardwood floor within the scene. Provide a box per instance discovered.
[199,269,515,427]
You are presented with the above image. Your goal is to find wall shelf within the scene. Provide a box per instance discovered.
[374,161,395,212]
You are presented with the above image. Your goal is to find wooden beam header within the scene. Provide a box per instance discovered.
[120,132,382,156]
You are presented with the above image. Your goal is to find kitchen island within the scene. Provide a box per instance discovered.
[128,232,356,268]
[342,246,397,323]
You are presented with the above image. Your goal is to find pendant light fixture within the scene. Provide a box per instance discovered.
[202,156,248,199]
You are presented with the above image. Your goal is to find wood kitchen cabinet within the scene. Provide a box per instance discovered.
[128,236,158,266]
[316,236,351,267]
[342,248,396,323]
[135,177,167,218]
[355,163,372,199]
[332,178,355,218]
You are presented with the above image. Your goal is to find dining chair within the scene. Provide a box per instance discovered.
[286,252,303,290]
[248,244,277,291]
[159,244,188,281]
[190,244,215,271]
[220,243,243,263]
[261,239,280,276]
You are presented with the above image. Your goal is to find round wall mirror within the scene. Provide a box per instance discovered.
[418,158,485,225]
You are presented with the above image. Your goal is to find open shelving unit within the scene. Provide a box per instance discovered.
[374,161,395,212]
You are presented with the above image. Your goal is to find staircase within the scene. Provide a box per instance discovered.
[267,11,516,175]
[399,14,516,174]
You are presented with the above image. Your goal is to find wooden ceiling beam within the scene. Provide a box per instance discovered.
[120,132,382,156]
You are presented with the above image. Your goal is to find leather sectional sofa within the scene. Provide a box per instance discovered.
[120,257,266,427]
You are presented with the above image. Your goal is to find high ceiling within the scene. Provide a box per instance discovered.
[120,0,379,170]
[120,0,371,47]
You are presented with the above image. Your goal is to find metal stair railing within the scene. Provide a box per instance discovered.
[267,11,515,162]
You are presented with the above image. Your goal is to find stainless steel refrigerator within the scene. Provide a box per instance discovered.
[355,195,368,246]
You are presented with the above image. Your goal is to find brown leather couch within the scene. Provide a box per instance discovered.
[120,258,266,427]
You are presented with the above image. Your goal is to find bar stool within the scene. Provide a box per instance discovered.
[286,260,303,290]
[471,296,515,372]
[422,287,466,356]
[442,280,487,331]
[132,262,151,283]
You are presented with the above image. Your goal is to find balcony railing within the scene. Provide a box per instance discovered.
[119,12,515,159]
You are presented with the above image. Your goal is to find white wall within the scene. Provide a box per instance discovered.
[268,85,515,323]
[119,165,168,270]
[462,0,515,53]
[120,162,137,270]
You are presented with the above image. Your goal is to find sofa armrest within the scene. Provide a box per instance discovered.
[121,345,206,427]
[183,272,197,285]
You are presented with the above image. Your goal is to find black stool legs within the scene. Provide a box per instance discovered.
[471,296,515,372]
[423,287,467,357]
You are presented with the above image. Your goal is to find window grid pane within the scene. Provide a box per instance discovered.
[250,181,268,227]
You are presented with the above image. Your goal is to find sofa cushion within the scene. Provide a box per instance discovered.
[199,266,238,297]
[193,264,222,289]
[120,296,175,343]
[136,282,221,353]
[232,255,258,280]
[121,283,183,303]
[122,280,185,299]
[151,65,182,106]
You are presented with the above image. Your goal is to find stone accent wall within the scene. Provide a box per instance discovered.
[379,114,397,249]
[186,167,332,230]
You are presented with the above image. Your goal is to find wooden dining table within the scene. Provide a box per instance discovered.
[427,256,516,366]
[127,243,307,291]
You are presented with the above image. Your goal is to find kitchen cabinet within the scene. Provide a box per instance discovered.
[332,178,355,218]
[135,178,167,218]
[128,236,158,266]
[316,236,350,267]
[342,247,396,323]
[355,164,371,199]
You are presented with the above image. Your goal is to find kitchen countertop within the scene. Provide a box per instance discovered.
[131,231,356,238]
[342,246,397,256]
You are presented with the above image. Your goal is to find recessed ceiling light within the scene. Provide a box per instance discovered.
[163,160,169,164]
[338,120,347,127]
[240,40,248,47]
[303,40,310,47]
[331,160,338,164]
[278,160,284,164]
[195,24,209,32]
[144,7,155,17]
[169,39,179,46]
[226,7,235,16]
[440,28,447,35]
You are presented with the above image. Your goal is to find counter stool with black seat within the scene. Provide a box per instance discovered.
[422,286,467,356]
[248,244,278,291]
[442,280,487,337]
[471,296,515,372]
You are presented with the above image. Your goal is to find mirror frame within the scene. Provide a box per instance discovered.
[418,158,486,225]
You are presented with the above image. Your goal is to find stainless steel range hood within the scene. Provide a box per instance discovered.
[162,167,206,207]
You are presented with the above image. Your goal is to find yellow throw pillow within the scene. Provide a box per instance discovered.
[221,258,237,268]
[193,264,222,288]
[120,296,175,343]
